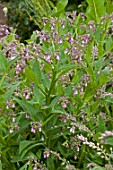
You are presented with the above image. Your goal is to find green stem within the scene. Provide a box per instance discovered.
[46,69,56,106]
[78,144,86,168]
[0,72,6,88]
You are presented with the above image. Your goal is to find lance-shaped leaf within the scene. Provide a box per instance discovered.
[86,0,106,21]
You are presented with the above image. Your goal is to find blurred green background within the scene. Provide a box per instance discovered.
[1,0,87,42]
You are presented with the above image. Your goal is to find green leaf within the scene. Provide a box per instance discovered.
[92,166,105,170]
[21,143,43,158]
[25,68,46,95]
[91,99,101,113]
[42,72,50,90]
[84,82,97,102]
[33,59,41,83]
[106,0,113,14]
[109,153,113,158]
[58,142,67,156]
[12,119,30,136]
[85,42,93,65]
[49,96,60,109]
[13,98,39,121]
[94,58,105,74]
[95,26,102,42]
[19,162,28,170]
[105,35,113,52]
[86,0,106,21]
[19,141,36,155]
[0,52,7,71]
[28,164,33,170]
[52,0,68,17]
[96,116,106,133]
[42,114,56,127]
[105,137,113,146]
[36,150,42,159]
[47,157,55,170]
[0,160,2,169]
[98,67,110,87]
[32,84,44,103]
[3,82,21,100]
[56,0,68,12]
[56,65,76,80]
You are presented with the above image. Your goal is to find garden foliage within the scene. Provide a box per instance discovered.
[0,10,113,169]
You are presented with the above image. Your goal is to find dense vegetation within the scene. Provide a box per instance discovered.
[0,0,113,169]
[1,0,86,41]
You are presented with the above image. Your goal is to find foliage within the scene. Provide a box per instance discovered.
[0,12,113,170]
[1,0,86,42]
[1,0,38,42]
[86,0,106,21]
[86,0,113,21]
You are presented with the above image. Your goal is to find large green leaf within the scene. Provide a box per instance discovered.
[105,35,113,52]
[25,68,47,95]
[3,82,22,100]
[20,143,43,158]
[19,141,36,155]
[0,52,7,71]
[106,0,113,14]
[13,98,39,121]
[47,157,55,170]
[98,67,110,87]
[96,116,106,133]
[33,59,41,83]
[105,137,113,146]
[52,0,68,17]
[56,0,68,12]
[86,0,106,21]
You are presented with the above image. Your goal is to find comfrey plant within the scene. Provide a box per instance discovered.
[0,12,113,169]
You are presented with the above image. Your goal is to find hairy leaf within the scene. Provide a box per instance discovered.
[86,0,106,21]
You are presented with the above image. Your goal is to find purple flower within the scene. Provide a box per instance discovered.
[74,89,78,96]
[12,103,15,108]
[31,127,36,133]
[38,126,42,132]
[68,37,73,44]
[10,128,14,133]
[58,38,63,44]
[25,113,30,119]
[70,126,75,134]
[44,149,50,158]
[25,94,30,100]
[62,102,67,108]
[12,117,15,122]
[92,45,98,56]
[45,54,51,63]
[56,55,60,60]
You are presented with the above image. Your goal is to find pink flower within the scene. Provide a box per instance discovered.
[62,102,67,108]
[25,94,30,100]
[38,126,42,132]
[25,113,30,119]
[10,128,14,133]
[12,103,15,108]
[31,127,36,133]
[56,55,60,60]
[70,126,75,134]
[58,38,62,44]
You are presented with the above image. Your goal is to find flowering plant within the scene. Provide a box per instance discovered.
[0,12,113,169]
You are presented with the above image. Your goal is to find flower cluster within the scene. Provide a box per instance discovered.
[30,122,42,133]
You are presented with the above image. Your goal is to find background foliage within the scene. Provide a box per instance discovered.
[1,0,86,42]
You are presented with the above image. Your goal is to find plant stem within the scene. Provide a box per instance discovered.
[78,144,86,168]
[46,69,56,106]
